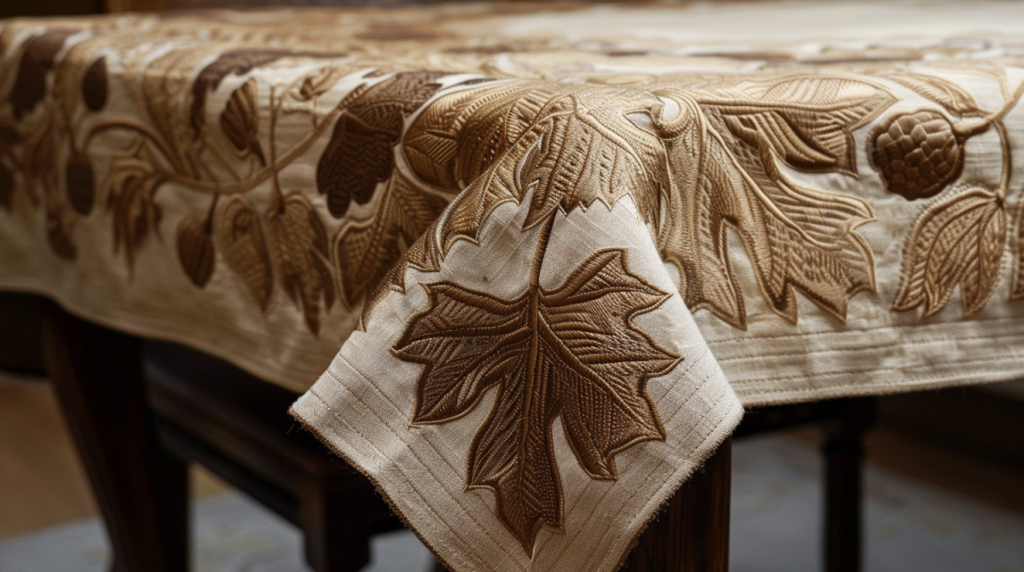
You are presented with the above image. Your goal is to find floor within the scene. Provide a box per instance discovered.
[2,374,1023,572]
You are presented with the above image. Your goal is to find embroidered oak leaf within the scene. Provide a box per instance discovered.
[220,77,265,165]
[267,194,335,335]
[893,187,1006,317]
[316,71,447,218]
[105,140,165,270]
[394,249,679,554]
[217,196,273,311]
[654,77,895,328]
[335,171,448,308]
[402,82,668,248]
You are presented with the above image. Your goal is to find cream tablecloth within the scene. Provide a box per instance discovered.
[2,2,1024,571]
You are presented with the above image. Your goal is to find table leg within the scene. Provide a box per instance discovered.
[41,303,189,572]
[822,398,876,572]
[623,437,732,572]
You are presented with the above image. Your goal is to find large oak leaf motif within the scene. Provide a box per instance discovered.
[654,77,895,328]
[403,82,668,249]
[393,249,679,555]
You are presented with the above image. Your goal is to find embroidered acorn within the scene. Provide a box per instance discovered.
[871,110,977,201]
[65,151,96,215]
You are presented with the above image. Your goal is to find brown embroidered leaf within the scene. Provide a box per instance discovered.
[335,172,448,308]
[82,56,108,112]
[654,77,894,327]
[189,50,293,140]
[46,204,77,261]
[220,78,265,165]
[104,141,165,270]
[403,81,668,251]
[11,29,76,119]
[317,71,447,218]
[881,72,983,116]
[394,249,678,554]
[296,65,348,101]
[892,187,1006,317]
[189,50,344,140]
[65,152,96,215]
[217,196,273,311]
[267,194,335,335]
[177,215,215,287]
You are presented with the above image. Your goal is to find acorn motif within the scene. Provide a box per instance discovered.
[871,110,966,201]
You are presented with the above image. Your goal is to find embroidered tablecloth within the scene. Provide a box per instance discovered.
[3,2,1024,570]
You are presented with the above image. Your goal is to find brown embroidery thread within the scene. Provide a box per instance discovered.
[394,228,679,554]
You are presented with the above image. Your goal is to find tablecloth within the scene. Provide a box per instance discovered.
[2,2,1024,570]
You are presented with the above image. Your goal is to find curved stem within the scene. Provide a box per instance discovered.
[959,78,1024,138]
[84,119,186,173]
[135,82,371,197]
[993,119,1013,200]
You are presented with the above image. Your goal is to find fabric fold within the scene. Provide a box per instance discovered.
[291,186,744,572]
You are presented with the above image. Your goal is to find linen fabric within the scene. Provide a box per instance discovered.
[2,2,1024,570]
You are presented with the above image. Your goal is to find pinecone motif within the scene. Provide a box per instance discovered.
[871,110,965,201]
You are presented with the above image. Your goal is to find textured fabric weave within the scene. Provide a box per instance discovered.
[2,2,1024,570]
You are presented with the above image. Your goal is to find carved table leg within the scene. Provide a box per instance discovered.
[623,437,732,572]
[822,398,876,572]
[41,303,189,572]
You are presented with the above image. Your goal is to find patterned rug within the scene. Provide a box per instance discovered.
[1,434,1021,572]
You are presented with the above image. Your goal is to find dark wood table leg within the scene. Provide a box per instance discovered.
[299,475,375,572]
[623,437,732,572]
[822,398,876,572]
[41,303,189,572]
